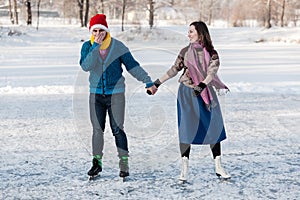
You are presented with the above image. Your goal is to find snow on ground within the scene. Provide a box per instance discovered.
[0,23,299,199]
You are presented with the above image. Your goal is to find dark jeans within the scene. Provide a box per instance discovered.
[180,143,221,159]
[89,93,129,158]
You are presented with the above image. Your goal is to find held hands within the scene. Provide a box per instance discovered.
[146,85,158,95]
[193,82,207,96]
[146,79,161,95]
[146,79,206,96]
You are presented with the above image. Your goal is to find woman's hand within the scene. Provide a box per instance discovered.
[193,82,207,96]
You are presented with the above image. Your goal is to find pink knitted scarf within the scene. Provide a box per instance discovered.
[186,42,228,105]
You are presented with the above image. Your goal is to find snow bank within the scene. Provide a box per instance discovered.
[1,81,300,95]
[254,27,300,44]
[113,26,300,44]
[229,82,300,94]
[0,85,74,95]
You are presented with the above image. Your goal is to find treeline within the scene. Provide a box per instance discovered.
[2,0,300,29]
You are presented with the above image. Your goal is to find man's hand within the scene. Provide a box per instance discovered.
[94,31,106,44]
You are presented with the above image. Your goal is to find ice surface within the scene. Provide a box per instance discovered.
[0,24,299,199]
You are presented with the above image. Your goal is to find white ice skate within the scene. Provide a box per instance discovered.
[178,156,189,183]
[214,156,231,179]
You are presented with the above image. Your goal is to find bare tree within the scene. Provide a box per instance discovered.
[62,0,78,23]
[84,0,89,27]
[230,0,248,26]
[36,0,41,30]
[194,0,219,24]
[3,0,300,28]
[13,0,18,24]
[100,0,104,13]
[207,0,217,25]
[78,0,84,27]
[25,0,32,25]
[146,0,174,29]
[265,0,272,28]
[76,0,90,27]
[250,0,272,27]
[121,0,126,31]
[219,0,246,26]
[148,0,155,29]
[287,0,300,26]
[8,0,14,24]
[198,0,205,21]
[279,0,285,27]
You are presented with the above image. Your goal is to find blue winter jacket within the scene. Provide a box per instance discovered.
[80,38,153,94]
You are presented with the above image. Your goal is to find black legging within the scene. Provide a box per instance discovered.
[180,143,221,159]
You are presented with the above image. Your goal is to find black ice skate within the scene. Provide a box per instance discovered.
[88,158,102,180]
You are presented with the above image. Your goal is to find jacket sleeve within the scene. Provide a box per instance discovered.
[79,41,100,72]
[202,50,220,85]
[120,52,154,88]
[159,53,185,84]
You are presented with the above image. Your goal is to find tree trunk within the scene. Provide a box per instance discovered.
[199,0,204,21]
[280,0,285,27]
[121,0,126,31]
[265,0,272,28]
[148,0,154,29]
[84,0,89,27]
[13,0,18,25]
[78,0,84,27]
[26,0,32,25]
[208,0,214,25]
[101,0,104,13]
[8,0,14,24]
[36,0,41,30]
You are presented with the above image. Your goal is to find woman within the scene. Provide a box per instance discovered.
[152,21,230,181]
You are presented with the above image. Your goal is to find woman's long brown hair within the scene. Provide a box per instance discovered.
[190,21,214,54]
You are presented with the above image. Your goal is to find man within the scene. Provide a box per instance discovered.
[79,14,157,178]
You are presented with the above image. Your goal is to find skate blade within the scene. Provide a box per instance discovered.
[178,179,187,184]
[88,174,100,181]
[120,175,130,182]
[216,173,231,180]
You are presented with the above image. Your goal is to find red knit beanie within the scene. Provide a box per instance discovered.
[89,14,109,32]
